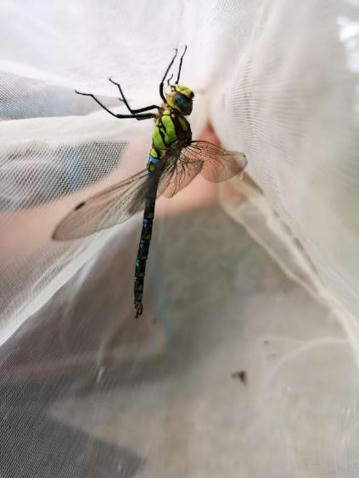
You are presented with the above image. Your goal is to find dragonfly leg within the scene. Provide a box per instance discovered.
[75,90,156,120]
[175,45,188,84]
[108,78,161,114]
[159,48,178,103]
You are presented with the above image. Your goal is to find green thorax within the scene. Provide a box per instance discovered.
[150,107,192,158]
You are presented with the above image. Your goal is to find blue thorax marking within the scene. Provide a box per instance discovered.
[148,154,159,166]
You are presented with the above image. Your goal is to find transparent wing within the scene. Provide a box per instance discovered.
[53,169,155,241]
[159,152,203,199]
[188,141,247,182]
[53,142,247,240]
[159,141,247,198]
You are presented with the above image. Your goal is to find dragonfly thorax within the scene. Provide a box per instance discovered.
[149,105,192,172]
[165,84,194,116]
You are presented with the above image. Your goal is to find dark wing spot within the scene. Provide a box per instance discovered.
[74,201,86,211]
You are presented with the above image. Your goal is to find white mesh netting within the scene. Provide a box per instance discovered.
[1,0,359,476]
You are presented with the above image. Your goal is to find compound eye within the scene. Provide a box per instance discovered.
[175,95,188,107]
[175,94,193,114]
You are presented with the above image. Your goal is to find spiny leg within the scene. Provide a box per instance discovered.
[159,48,178,103]
[75,90,156,120]
[175,45,188,84]
[108,78,161,114]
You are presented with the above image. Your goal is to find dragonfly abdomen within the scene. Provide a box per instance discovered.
[134,193,157,318]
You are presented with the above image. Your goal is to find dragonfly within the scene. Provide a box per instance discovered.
[53,46,247,318]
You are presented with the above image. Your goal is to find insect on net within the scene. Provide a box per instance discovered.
[0,1,359,477]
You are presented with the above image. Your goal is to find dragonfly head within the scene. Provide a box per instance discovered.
[166,84,194,115]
